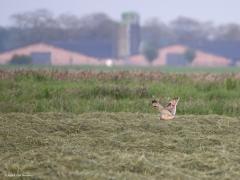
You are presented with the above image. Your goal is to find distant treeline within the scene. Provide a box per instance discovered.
[1,9,240,52]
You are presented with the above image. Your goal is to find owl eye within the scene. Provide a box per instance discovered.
[152,100,158,103]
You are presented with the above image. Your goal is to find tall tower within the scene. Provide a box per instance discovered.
[117,12,141,59]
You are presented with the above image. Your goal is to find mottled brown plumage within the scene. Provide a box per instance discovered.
[152,97,180,120]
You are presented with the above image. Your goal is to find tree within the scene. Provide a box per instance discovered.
[170,16,215,41]
[216,24,240,40]
[184,48,196,64]
[78,13,118,39]
[142,18,176,47]
[57,13,81,29]
[10,9,61,43]
[11,9,58,29]
[9,55,32,65]
[141,42,158,63]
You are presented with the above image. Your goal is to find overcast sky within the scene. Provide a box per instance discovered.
[1,0,240,26]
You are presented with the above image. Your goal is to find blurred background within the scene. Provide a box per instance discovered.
[0,0,240,67]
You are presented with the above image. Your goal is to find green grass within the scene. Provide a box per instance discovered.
[1,112,240,179]
[0,70,240,116]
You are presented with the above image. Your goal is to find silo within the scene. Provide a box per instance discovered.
[117,12,141,59]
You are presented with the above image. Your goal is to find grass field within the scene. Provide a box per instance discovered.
[1,112,240,179]
[1,68,240,179]
[1,69,240,116]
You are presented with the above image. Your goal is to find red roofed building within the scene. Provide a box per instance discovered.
[128,55,149,66]
[153,44,231,67]
[0,43,99,65]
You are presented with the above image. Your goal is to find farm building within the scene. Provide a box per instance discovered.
[126,44,231,67]
[0,43,100,65]
[152,44,231,66]
[0,42,231,67]
[127,55,149,66]
[182,40,240,65]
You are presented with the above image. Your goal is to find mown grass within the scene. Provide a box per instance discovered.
[0,70,240,116]
[1,112,240,179]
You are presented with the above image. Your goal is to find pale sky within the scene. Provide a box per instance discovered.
[1,0,240,26]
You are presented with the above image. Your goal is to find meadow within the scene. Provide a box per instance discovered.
[0,68,240,115]
[1,67,240,179]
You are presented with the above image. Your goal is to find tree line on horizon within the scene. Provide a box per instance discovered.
[1,9,240,59]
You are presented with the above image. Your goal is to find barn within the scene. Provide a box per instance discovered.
[0,43,99,65]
